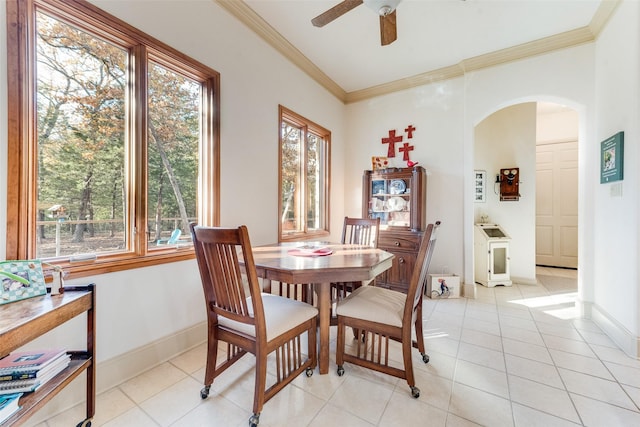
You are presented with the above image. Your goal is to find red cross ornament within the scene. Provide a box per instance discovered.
[405,125,416,139]
[398,142,415,162]
[381,130,403,158]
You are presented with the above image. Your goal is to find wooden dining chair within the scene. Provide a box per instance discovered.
[331,216,381,304]
[190,223,318,427]
[335,221,441,398]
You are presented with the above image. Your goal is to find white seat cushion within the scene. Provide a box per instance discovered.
[336,286,406,328]
[219,293,318,341]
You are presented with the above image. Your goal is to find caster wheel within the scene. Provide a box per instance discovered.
[337,365,345,376]
[306,367,314,377]
[422,353,429,364]
[200,385,211,399]
[410,386,420,398]
[249,413,260,427]
[76,420,92,427]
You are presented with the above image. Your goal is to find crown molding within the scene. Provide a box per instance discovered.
[217,0,620,104]
[214,0,346,101]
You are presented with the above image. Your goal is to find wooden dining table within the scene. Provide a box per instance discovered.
[248,242,394,374]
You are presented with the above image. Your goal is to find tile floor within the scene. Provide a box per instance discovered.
[37,268,640,427]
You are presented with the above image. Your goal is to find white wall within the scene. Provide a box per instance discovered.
[345,78,466,278]
[593,0,640,356]
[474,103,537,284]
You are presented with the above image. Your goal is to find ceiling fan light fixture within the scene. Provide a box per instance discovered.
[364,0,401,16]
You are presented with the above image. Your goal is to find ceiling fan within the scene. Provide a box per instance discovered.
[311,0,401,46]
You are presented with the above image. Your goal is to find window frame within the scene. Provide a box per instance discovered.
[5,0,220,278]
[278,105,331,242]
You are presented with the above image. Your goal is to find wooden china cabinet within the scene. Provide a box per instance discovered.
[362,166,426,293]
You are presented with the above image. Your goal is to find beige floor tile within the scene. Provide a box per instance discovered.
[502,337,553,364]
[505,354,564,388]
[118,362,188,404]
[257,384,325,427]
[307,403,374,427]
[501,325,545,346]
[379,390,448,427]
[558,367,636,410]
[328,375,394,424]
[169,342,207,374]
[512,402,581,427]
[541,334,594,357]
[548,349,613,380]
[460,328,503,352]
[445,413,484,426]
[101,407,159,427]
[457,341,506,372]
[139,376,203,426]
[448,382,514,427]
[454,359,509,398]
[571,393,640,426]
[508,375,580,423]
[170,394,248,427]
[603,361,640,388]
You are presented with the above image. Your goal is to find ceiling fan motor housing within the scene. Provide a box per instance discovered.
[364,0,401,16]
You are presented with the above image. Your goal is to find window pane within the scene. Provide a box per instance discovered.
[281,122,302,233]
[306,133,321,230]
[35,12,127,258]
[147,61,200,246]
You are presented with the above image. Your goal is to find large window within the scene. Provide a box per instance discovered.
[6,0,220,277]
[279,106,330,241]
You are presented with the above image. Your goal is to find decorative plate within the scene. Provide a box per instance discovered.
[389,179,406,194]
[387,196,407,211]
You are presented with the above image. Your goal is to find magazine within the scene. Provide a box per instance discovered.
[0,354,70,394]
[0,349,66,377]
[0,392,22,424]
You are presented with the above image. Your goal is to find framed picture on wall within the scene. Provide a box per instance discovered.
[600,131,624,183]
[474,170,486,202]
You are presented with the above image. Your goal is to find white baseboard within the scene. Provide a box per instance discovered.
[586,301,639,359]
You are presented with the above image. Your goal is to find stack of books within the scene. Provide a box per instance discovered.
[0,349,70,395]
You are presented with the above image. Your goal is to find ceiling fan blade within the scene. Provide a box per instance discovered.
[311,0,364,27]
[380,10,397,46]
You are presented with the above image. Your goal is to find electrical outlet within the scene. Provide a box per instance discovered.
[610,182,623,197]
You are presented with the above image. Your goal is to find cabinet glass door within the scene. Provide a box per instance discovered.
[369,178,411,228]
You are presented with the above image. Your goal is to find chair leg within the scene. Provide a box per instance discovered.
[251,349,268,426]
[336,318,346,376]
[201,323,219,398]
[403,338,420,398]
[414,304,429,363]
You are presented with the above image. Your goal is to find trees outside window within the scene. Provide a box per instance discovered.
[279,106,330,241]
[6,0,219,276]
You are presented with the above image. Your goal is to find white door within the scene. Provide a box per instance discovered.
[536,141,578,268]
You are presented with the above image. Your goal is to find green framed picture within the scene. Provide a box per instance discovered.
[600,131,624,183]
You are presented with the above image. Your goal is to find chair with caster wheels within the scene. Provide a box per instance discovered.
[331,217,380,332]
[190,223,318,427]
[335,221,441,398]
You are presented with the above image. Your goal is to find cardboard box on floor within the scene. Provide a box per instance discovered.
[427,274,460,299]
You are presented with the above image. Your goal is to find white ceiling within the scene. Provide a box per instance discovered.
[227,0,611,101]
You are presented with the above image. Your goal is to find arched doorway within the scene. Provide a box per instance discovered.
[471,101,578,292]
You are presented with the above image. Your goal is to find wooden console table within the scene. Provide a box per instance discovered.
[0,284,96,427]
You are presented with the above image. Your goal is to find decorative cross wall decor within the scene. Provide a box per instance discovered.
[380,125,417,165]
[381,130,403,158]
